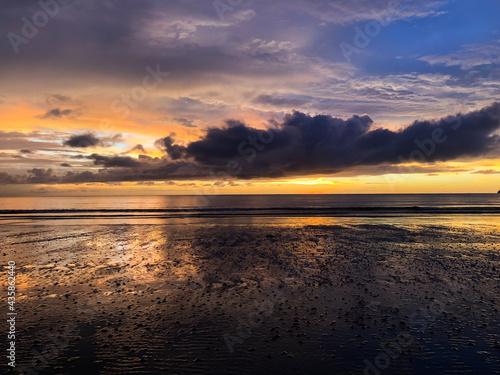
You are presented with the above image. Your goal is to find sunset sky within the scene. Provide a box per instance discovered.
[0,0,499,196]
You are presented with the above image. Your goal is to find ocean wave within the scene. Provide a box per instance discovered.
[0,206,499,219]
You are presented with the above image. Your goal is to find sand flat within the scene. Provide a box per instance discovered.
[3,219,500,374]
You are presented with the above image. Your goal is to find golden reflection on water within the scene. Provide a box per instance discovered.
[4,213,500,229]
[16,225,203,303]
[10,213,500,305]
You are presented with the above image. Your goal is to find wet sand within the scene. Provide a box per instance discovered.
[3,219,500,374]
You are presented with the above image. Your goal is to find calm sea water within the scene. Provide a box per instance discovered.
[0,194,499,226]
[0,194,499,211]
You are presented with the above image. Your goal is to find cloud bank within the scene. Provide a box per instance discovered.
[1,103,499,185]
[63,133,102,148]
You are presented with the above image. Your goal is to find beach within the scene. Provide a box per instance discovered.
[2,195,500,374]
[3,0,500,372]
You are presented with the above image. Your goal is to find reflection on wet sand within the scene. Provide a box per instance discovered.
[2,219,500,374]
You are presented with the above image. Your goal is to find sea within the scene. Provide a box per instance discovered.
[0,194,499,226]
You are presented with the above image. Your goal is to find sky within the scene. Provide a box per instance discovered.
[0,0,499,196]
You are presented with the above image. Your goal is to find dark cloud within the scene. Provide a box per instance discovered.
[89,154,141,168]
[128,144,147,154]
[59,160,199,183]
[1,103,499,184]
[155,136,187,160]
[171,102,500,177]
[60,163,72,167]
[63,133,101,148]
[25,168,59,184]
[138,154,157,161]
[19,149,32,154]
[0,172,23,184]
[181,119,287,170]
[37,108,77,120]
